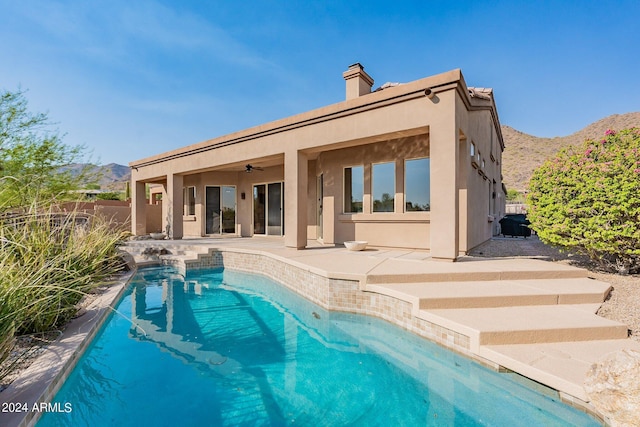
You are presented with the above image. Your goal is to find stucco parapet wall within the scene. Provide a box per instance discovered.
[129,68,501,173]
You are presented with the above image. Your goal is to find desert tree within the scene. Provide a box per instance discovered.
[0,89,94,208]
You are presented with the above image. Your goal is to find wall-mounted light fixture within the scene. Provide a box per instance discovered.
[241,192,246,200]
[425,88,436,99]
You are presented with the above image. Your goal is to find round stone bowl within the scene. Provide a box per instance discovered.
[344,240,368,251]
[150,232,166,240]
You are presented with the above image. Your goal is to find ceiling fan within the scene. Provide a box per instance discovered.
[244,164,264,173]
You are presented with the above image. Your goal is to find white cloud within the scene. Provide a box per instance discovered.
[5,0,276,72]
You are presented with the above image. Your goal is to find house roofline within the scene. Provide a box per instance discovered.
[129,68,504,168]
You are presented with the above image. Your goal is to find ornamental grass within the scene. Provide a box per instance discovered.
[0,204,126,379]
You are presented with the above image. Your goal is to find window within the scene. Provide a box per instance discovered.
[470,142,476,157]
[405,158,430,211]
[343,166,363,213]
[183,186,195,216]
[372,162,395,212]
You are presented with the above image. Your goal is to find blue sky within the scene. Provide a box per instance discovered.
[1,0,638,166]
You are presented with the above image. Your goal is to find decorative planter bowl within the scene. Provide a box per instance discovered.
[150,232,166,240]
[344,240,368,251]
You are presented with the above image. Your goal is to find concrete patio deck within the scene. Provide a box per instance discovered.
[122,236,640,415]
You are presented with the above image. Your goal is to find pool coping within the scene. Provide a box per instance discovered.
[0,264,136,427]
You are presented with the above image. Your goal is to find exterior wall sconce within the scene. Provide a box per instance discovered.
[241,192,246,200]
[471,144,479,169]
[425,88,436,99]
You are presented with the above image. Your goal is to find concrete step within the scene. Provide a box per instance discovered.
[478,339,640,401]
[366,278,611,310]
[365,258,588,284]
[418,305,629,351]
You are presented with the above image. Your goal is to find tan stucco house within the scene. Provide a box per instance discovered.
[130,64,505,261]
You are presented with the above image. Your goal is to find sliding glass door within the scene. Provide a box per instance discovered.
[205,186,236,235]
[253,182,284,236]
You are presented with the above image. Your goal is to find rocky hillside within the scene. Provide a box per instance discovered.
[502,112,640,191]
[64,163,130,190]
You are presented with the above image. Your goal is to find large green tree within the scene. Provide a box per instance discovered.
[0,89,92,207]
[527,128,640,274]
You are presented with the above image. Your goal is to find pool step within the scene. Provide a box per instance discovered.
[366,278,611,310]
[478,339,640,401]
[366,275,630,402]
[366,277,628,356]
[418,305,629,350]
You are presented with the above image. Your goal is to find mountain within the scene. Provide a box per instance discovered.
[64,163,131,190]
[501,112,640,192]
[98,163,130,184]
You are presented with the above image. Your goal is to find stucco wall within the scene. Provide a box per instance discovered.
[59,200,132,231]
[316,135,430,248]
[461,108,504,251]
[146,204,162,233]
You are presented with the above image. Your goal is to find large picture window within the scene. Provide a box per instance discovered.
[183,186,196,216]
[405,158,430,211]
[343,166,363,213]
[372,162,395,212]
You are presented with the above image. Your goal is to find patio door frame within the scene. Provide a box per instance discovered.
[205,185,237,235]
[252,181,284,236]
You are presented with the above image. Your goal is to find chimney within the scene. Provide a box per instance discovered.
[342,63,374,100]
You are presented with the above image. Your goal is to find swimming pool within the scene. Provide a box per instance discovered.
[38,266,599,426]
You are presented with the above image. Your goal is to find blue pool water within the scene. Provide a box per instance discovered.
[38,267,599,426]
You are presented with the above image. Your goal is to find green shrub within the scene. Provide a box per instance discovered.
[527,128,640,274]
[506,189,521,202]
[96,191,124,201]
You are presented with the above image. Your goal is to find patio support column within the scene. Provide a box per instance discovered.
[430,90,459,261]
[165,173,184,239]
[131,180,147,235]
[284,149,308,249]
